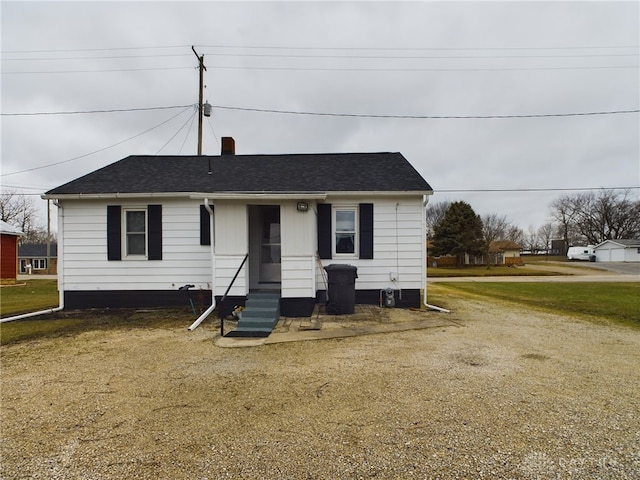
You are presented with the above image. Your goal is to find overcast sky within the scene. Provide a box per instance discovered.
[2,1,638,232]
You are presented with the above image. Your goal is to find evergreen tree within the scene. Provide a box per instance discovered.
[432,201,485,264]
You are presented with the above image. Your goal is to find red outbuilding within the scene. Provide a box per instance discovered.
[1,220,24,285]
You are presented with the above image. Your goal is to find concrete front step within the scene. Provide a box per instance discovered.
[242,307,278,319]
[235,293,281,332]
[237,319,278,329]
[246,298,279,309]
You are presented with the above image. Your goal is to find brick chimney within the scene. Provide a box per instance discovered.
[221,137,235,155]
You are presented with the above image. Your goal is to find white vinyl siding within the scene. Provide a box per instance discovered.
[212,201,249,297]
[315,197,425,291]
[281,256,316,298]
[60,199,211,291]
[58,195,427,298]
[280,201,316,298]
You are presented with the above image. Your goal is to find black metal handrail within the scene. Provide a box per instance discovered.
[219,253,249,337]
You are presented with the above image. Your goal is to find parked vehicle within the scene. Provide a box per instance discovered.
[567,246,596,262]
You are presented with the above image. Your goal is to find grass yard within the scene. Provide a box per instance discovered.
[439,281,640,326]
[0,308,195,345]
[0,279,59,316]
[427,265,562,277]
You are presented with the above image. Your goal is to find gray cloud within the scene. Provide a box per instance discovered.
[2,1,638,230]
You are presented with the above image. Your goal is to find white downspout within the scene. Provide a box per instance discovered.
[0,305,64,323]
[2,200,65,323]
[188,198,216,330]
[422,195,450,313]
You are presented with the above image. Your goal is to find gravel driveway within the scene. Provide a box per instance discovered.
[2,291,639,479]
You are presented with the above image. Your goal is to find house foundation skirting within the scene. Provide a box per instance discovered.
[62,291,316,318]
[64,290,213,310]
[63,289,420,315]
[317,289,421,309]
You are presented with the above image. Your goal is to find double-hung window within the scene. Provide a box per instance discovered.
[125,209,147,256]
[107,205,162,261]
[317,203,373,260]
[334,207,357,255]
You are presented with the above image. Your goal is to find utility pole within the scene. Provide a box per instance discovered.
[46,199,51,275]
[192,46,207,155]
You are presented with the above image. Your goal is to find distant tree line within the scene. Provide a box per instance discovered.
[427,189,640,263]
[550,189,640,247]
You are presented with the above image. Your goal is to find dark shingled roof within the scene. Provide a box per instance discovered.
[18,243,58,257]
[45,152,432,195]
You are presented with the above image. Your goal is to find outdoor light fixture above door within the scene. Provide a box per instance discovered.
[297,202,309,212]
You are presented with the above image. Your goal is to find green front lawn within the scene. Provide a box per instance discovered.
[427,265,562,277]
[1,279,59,316]
[439,282,640,326]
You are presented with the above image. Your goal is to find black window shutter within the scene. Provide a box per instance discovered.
[317,203,332,259]
[147,204,162,260]
[107,205,122,261]
[200,204,211,246]
[359,203,374,259]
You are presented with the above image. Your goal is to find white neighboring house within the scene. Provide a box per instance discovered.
[594,239,640,262]
[43,138,433,318]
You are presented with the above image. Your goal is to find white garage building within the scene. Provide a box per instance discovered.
[594,239,640,262]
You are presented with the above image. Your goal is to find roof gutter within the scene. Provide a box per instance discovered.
[42,190,433,201]
[189,192,328,200]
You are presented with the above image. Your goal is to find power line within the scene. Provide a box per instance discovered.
[1,45,192,54]
[211,105,640,119]
[2,54,190,61]
[3,64,637,75]
[4,52,637,61]
[1,66,192,75]
[1,105,194,117]
[4,44,637,54]
[198,44,640,52]
[1,107,192,177]
[155,109,197,155]
[437,186,640,193]
[3,103,638,120]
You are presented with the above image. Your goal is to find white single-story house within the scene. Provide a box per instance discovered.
[594,239,640,262]
[18,243,58,275]
[43,138,433,319]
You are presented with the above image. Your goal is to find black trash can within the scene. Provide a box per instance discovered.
[324,264,358,314]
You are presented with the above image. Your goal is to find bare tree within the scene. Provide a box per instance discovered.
[537,222,554,253]
[425,200,451,239]
[524,225,541,254]
[505,224,525,246]
[550,189,640,245]
[550,195,584,246]
[0,189,40,234]
[481,213,509,267]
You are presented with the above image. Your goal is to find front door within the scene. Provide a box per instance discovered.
[249,205,281,289]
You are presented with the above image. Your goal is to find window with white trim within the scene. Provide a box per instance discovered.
[333,207,357,256]
[33,259,47,270]
[125,209,147,257]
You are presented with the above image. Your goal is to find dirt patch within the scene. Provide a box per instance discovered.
[2,296,639,479]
